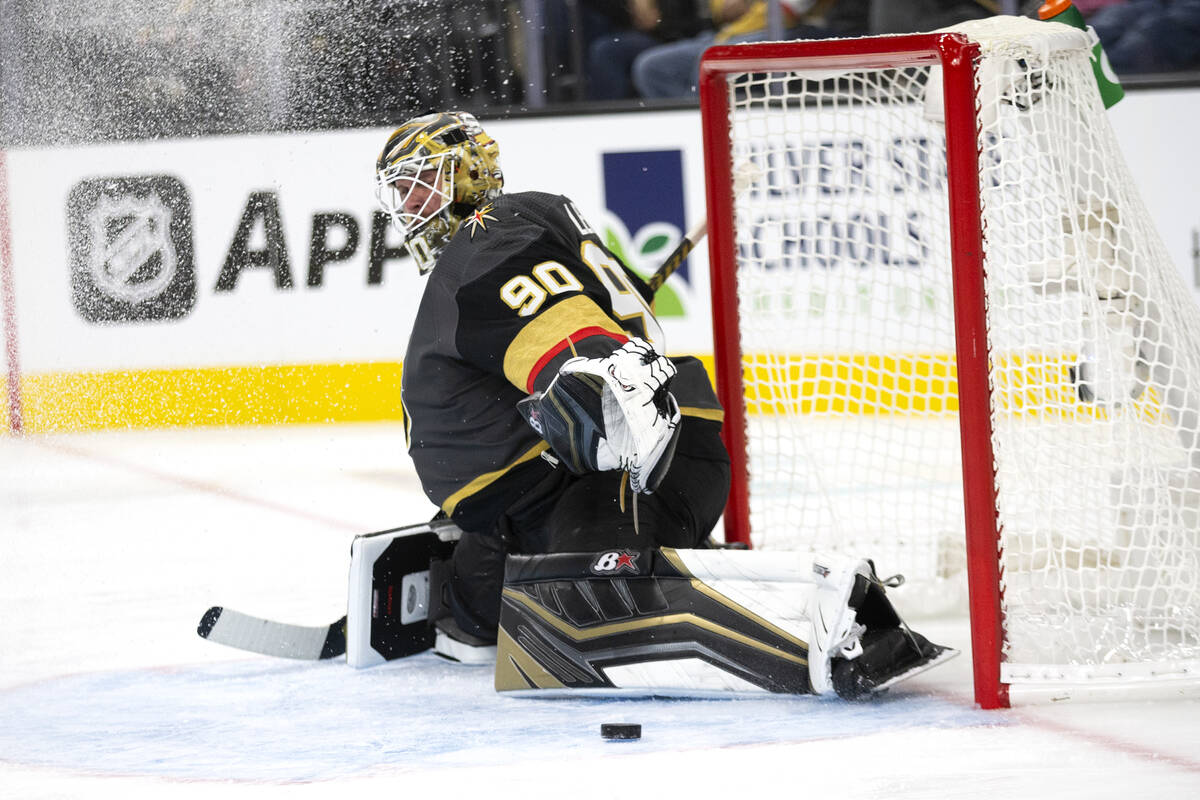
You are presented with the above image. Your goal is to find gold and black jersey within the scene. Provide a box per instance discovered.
[401,191,723,533]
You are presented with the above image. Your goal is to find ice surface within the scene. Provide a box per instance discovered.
[2,424,1199,798]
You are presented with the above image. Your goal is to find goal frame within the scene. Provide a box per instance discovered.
[698,34,1008,708]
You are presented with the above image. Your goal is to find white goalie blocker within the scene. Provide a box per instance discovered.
[495,547,957,698]
[344,520,466,668]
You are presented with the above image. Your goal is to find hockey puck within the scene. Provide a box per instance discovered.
[601,723,641,740]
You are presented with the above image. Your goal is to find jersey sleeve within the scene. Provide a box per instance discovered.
[452,247,632,395]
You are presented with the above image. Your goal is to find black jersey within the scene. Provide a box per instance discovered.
[401,191,724,534]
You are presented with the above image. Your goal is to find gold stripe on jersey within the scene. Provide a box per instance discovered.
[502,295,629,391]
[441,440,551,517]
[679,406,724,423]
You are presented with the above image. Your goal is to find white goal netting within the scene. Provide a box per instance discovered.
[714,16,1200,690]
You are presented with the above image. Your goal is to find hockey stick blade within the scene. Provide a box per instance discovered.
[198,606,347,661]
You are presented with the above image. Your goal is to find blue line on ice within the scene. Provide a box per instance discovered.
[0,654,1002,782]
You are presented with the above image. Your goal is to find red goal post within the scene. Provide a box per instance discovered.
[697,22,1200,708]
[699,32,1006,709]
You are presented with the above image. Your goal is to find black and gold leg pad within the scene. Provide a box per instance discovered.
[494,548,817,696]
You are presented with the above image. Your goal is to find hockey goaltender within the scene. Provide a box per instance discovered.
[371,110,956,699]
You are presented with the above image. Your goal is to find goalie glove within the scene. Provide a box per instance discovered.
[517,338,681,494]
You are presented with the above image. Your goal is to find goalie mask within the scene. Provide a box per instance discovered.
[375,111,503,273]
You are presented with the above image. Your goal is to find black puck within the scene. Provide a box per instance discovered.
[601,723,641,740]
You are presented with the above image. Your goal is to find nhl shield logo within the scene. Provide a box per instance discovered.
[89,192,178,305]
[68,176,195,323]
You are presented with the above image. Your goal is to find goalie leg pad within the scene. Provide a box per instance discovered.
[496,548,819,695]
[494,548,957,698]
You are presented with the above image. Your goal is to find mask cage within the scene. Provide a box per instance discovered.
[375,152,456,241]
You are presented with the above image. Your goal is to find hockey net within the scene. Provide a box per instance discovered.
[698,16,1200,706]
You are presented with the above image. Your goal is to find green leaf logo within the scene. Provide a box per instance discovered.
[640,234,670,257]
[601,214,687,318]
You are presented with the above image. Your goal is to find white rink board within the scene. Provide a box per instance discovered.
[2,113,716,374]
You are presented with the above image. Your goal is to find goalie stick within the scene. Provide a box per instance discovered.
[198,519,460,662]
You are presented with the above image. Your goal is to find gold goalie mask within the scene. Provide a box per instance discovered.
[374,111,504,273]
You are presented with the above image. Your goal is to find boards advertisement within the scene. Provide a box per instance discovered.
[0,95,1196,432]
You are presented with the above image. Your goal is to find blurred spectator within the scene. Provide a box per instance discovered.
[543,1,625,100]
[869,0,994,33]
[589,1,709,100]
[1087,0,1200,73]
[632,1,871,99]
